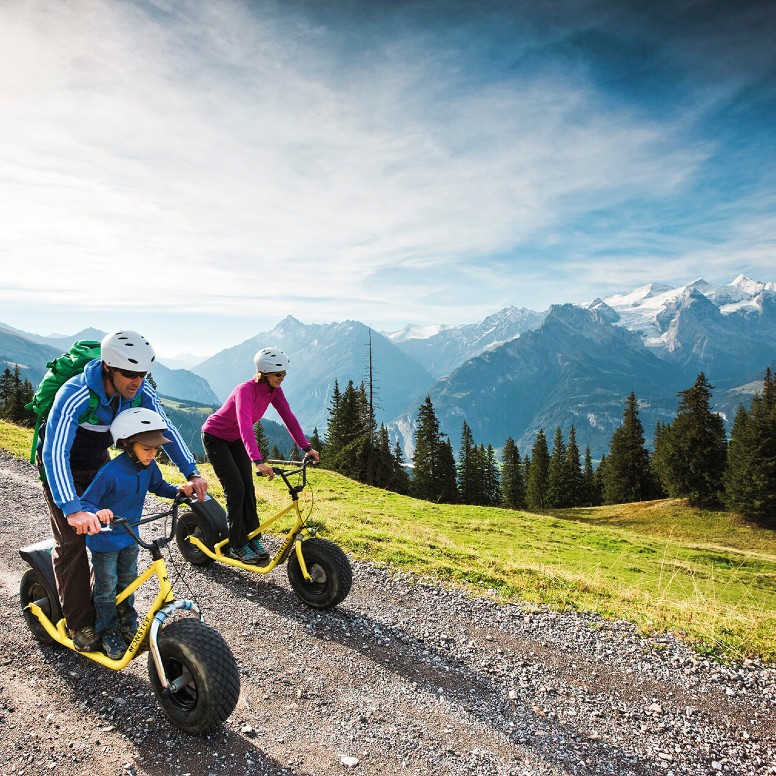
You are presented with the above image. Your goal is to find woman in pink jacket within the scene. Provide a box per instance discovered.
[202,348,319,563]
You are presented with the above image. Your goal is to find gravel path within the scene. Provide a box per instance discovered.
[0,450,773,776]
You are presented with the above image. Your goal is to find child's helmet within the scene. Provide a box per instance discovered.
[111,407,171,446]
[101,330,156,371]
[253,347,290,373]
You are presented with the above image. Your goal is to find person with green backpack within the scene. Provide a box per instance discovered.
[36,330,208,652]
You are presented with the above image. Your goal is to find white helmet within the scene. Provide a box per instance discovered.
[111,407,171,447]
[253,347,290,374]
[101,330,156,372]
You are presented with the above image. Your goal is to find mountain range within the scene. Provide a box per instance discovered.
[2,274,774,462]
[0,324,219,406]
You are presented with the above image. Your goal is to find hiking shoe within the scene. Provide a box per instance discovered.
[71,625,100,652]
[122,625,148,653]
[229,543,260,564]
[101,629,126,660]
[248,537,270,561]
[120,624,137,645]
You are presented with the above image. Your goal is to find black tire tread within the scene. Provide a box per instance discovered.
[20,567,63,645]
[148,618,240,735]
[175,511,216,567]
[287,537,353,609]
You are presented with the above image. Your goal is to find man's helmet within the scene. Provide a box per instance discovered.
[111,407,171,447]
[101,330,156,371]
[253,347,290,374]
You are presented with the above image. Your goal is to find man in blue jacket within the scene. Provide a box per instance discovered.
[39,330,208,652]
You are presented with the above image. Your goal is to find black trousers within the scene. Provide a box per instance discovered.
[202,432,258,549]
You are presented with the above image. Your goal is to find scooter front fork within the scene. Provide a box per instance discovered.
[294,534,313,582]
[148,600,202,693]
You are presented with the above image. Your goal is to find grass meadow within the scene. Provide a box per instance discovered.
[3,418,774,663]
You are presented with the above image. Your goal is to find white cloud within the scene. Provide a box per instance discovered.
[0,0,771,341]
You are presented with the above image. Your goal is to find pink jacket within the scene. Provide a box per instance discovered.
[202,379,309,463]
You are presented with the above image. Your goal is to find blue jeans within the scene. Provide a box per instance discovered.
[91,544,139,636]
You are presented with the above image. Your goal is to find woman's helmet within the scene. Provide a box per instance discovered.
[253,347,290,374]
[111,407,171,447]
[101,330,156,371]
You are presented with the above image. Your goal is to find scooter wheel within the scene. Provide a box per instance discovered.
[20,568,63,645]
[287,537,353,609]
[175,510,217,566]
[148,618,240,736]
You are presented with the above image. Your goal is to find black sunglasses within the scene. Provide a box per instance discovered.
[271,371,287,378]
[116,368,147,380]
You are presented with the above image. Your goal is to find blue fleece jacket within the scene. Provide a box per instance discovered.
[41,358,197,516]
[81,452,179,552]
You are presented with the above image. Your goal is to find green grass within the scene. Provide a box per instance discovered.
[3,419,774,663]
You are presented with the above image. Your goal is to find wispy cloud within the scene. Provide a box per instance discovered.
[0,0,773,350]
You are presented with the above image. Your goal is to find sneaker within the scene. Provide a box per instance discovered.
[71,625,100,652]
[248,537,270,561]
[229,543,260,564]
[101,628,126,660]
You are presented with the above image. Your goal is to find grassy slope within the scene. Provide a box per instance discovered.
[3,419,774,663]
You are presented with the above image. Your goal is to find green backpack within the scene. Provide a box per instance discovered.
[25,340,139,463]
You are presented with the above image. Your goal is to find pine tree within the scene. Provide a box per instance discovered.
[373,424,404,491]
[724,369,776,524]
[546,426,570,508]
[392,439,411,495]
[595,454,607,503]
[253,421,269,461]
[467,443,487,505]
[602,392,654,504]
[526,429,549,510]
[1,365,35,426]
[308,427,323,458]
[581,446,600,506]
[323,380,343,451]
[326,381,370,481]
[565,426,583,507]
[656,373,727,507]
[500,437,525,509]
[412,396,458,503]
[484,444,501,506]
[0,368,13,406]
[437,437,459,504]
[457,421,477,504]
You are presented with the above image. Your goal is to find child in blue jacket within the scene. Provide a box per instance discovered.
[81,407,193,659]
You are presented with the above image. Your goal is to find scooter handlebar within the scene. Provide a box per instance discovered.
[100,493,191,549]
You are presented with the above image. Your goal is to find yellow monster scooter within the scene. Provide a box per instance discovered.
[19,495,240,736]
[176,456,352,610]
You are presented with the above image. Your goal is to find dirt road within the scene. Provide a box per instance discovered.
[0,451,773,775]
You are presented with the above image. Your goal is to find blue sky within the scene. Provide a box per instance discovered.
[1,0,774,359]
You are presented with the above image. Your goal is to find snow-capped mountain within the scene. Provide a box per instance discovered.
[581,275,776,385]
[389,275,776,459]
[383,306,546,379]
[588,274,775,340]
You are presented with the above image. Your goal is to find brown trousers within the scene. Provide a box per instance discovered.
[38,464,104,633]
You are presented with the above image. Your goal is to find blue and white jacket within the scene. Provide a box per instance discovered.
[81,452,179,553]
[42,358,197,516]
